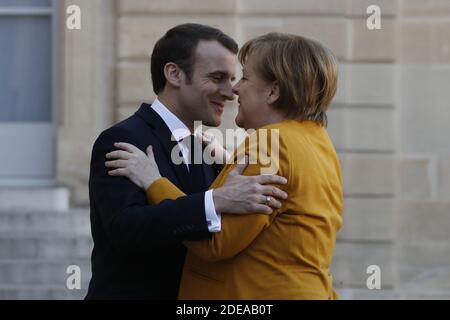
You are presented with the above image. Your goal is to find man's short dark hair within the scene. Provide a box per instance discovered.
[151,23,239,94]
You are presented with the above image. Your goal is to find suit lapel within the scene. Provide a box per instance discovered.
[135,104,192,192]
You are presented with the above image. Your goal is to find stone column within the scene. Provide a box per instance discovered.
[57,0,116,205]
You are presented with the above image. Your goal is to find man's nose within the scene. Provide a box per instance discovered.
[221,82,235,101]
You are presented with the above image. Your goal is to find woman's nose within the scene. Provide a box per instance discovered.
[232,82,240,95]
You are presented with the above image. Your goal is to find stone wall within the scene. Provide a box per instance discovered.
[394,0,450,299]
[56,0,450,298]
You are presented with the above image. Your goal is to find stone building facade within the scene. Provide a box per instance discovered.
[1,0,449,299]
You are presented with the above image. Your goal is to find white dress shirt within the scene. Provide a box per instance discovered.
[150,98,221,232]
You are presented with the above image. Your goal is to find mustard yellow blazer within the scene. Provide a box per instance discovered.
[146,120,343,300]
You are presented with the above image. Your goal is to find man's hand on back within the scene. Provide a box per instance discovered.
[213,156,288,214]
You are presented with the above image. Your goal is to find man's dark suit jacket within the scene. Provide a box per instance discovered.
[85,103,219,299]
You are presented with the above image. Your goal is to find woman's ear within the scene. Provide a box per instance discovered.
[267,81,280,105]
[163,62,184,88]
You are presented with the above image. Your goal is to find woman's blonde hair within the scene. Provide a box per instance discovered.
[239,32,338,126]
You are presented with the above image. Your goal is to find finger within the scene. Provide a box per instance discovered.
[262,195,282,209]
[257,195,282,209]
[195,132,206,143]
[146,146,159,166]
[108,168,128,176]
[201,132,214,143]
[114,142,140,153]
[196,134,208,147]
[146,145,153,157]
[251,204,273,215]
[232,155,248,176]
[260,185,288,200]
[105,159,129,168]
[256,174,288,185]
[106,150,132,160]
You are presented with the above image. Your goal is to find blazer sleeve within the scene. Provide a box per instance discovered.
[89,126,211,254]
[145,129,290,262]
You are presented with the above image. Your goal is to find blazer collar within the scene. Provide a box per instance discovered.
[135,103,192,191]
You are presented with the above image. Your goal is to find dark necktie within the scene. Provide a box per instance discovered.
[187,135,206,193]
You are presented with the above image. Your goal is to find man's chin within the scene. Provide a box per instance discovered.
[202,117,221,128]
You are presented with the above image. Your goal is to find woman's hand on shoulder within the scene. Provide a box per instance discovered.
[105,142,161,190]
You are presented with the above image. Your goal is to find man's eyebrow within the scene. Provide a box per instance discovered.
[208,71,227,76]
[207,70,236,81]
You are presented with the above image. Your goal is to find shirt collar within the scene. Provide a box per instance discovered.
[151,98,191,142]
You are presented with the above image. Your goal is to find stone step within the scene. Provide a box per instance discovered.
[0,259,91,287]
[0,209,90,236]
[337,288,450,300]
[336,288,401,300]
[0,285,87,300]
[0,235,93,259]
[399,290,450,300]
[0,188,69,212]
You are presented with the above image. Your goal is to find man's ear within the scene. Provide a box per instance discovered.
[163,62,184,88]
[267,81,280,105]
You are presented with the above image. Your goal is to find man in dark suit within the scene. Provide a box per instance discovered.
[85,24,287,299]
